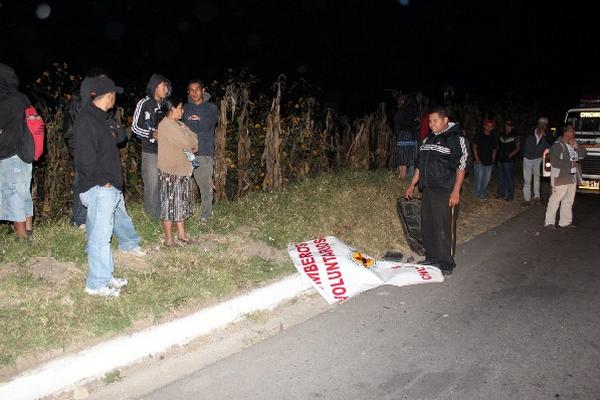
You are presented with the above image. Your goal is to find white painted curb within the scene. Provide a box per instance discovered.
[0,274,313,400]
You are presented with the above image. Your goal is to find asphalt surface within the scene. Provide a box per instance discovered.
[137,196,600,400]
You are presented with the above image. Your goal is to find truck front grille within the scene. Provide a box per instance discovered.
[581,154,600,176]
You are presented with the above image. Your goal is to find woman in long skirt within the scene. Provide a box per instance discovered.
[155,96,198,246]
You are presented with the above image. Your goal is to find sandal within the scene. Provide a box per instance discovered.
[177,236,193,245]
[164,240,178,247]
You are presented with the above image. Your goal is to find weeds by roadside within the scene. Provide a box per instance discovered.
[0,169,522,374]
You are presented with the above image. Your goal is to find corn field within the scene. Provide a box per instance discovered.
[26,65,538,221]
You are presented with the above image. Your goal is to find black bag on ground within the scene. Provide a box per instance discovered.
[395,197,426,256]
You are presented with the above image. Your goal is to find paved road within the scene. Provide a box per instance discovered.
[138,196,600,400]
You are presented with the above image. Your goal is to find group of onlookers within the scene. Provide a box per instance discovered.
[393,94,580,209]
[0,63,218,297]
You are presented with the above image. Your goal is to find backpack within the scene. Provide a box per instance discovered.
[20,105,45,162]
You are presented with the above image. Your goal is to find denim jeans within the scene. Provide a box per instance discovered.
[523,157,542,201]
[71,171,87,226]
[192,156,214,219]
[496,161,514,200]
[0,154,33,222]
[142,152,161,219]
[80,186,140,289]
[473,163,493,199]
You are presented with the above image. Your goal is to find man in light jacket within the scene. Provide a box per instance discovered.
[544,125,586,229]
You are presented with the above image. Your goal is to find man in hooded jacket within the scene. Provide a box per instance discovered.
[405,106,471,276]
[0,63,34,240]
[132,73,171,219]
[183,79,219,223]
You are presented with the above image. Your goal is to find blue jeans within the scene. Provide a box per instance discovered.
[0,155,33,222]
[473,163,493,199]
[71,171,87,226]
[80,186,140,289]
[496,161,514,200]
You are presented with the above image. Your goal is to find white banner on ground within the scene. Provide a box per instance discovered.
[287,236,443,304]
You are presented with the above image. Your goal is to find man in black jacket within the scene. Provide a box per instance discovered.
[74,76,145,297]
[405,106,471,276]
[132,73,171,219]
[0,63,33,240]
[64,68,127,227]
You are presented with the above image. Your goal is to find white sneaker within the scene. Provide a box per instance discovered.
[108,276,128,289]
[85,285,120,297]
[120,247,147,257]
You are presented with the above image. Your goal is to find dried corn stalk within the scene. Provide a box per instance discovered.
[262,77,284,191]
[372,103,394,168]
[236,86,251,197]
[214,84,236,201]
[346,115,372,170]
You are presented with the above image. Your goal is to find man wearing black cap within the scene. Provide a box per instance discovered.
[74,76,146,297]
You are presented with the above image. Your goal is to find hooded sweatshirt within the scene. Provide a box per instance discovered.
[132,73,171,154]
[0,63,31,161]
[183,93,219,156]
[416,122,471,190]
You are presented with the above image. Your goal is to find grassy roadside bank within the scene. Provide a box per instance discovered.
[0,169,525,377]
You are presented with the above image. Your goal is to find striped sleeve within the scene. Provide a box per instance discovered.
[131,97,153,139]
[454,135,470,170]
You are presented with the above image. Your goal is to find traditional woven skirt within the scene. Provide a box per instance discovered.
[396,130,418,167]
[159,171,195,221]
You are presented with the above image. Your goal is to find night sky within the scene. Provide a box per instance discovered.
[1,0,599,118]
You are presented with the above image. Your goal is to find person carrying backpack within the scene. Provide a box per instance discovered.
[0,63,35,240]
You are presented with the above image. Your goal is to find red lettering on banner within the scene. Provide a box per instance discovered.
[325,262,338,271]
[301,256,315,265]
[313,238,326,244]
[296,243,310,253]
[303,264,318,273]
[327,269,342,280]
[334,296,348,301]
[322,256,336,263]
[415,266,432,280]
[332,286,346,296]
[330,277,345,287]
[305,271,322,285]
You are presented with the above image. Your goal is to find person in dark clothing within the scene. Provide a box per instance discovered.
[74,76,146,297]
[394,94,419,179]
[0,63,34,240]
[521,117,552,206]
[405,106,471,276]
[183,79,219,223]
[496,120,520,200]
[132,73,171,219]
[471,119,498,199]
[63,68,127,227]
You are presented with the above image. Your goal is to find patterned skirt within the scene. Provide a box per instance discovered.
[396,130,418,167]
[159,171,195,221]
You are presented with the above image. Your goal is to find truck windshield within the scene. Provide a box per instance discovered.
[566,111,600,132]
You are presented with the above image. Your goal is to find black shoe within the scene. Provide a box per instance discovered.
[441,269,453,278]
[382,251,404,262]
[559,224,576,229]
[545,224,557,230]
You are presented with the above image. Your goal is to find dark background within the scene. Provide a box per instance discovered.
[1,0,599,120]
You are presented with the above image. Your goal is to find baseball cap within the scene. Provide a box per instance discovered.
[88,76,124,97]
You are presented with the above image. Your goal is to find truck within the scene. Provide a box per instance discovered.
[560,100,600,193]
